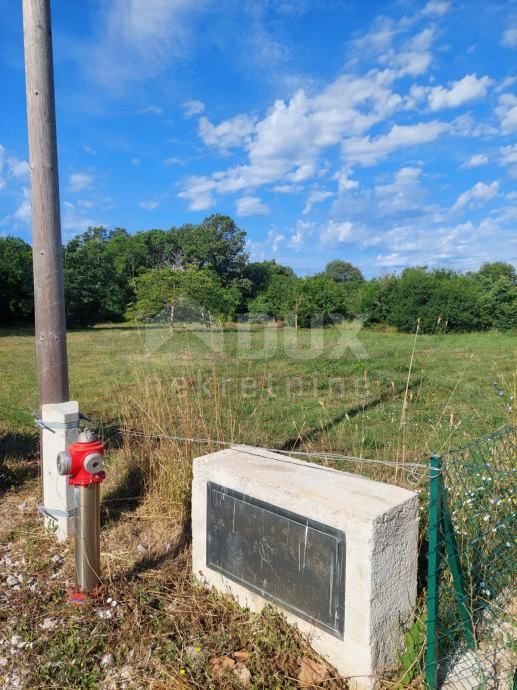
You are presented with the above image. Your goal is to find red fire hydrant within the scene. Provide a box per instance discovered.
[57,429,105,596]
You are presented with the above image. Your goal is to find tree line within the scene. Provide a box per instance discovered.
[0,214,515,332]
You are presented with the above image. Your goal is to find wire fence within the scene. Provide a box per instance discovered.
[426,427,516,690]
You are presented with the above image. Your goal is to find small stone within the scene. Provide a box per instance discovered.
[233,651,250,661]
[10,635,21,647]
[6,575,19,587]
[51,555,63,566]
[17,501,28,512]
[111,600,117,607]
[136,543,148,555]
[0,657,8,667]
[234,662,252,685]
[119,665,132,680]
[97,609,113,620]
[100,653,115,668]
[40,618,57,632]
[211,656,235,677]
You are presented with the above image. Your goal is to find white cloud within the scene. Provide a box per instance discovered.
[0,145,30,188]
[375,252,411,268]
[266,229,285,252]
[374,167,425,215]
[139,200,159,210]
[496,76,517,93]
[449,113,498,138]
[198,114,256,150]
[14,187,32,224]
[387,28,435,77]
[61,201,101,238]
[273,183,302,194]
[139,105,162,115]
[371,217,516,271]
[334,172,359,193]
[7,158,30,178]
[131,157,141,167]
[342,121,448,166]
[496,93,517,134]
[422,1,449,16]
[427,73,492,111]
[85,0,206,93]
[352,17,436,79]
[303,189,333,214]
[163,157,183,166]
[452,181,499,211]
[182,99,205,118]
[180,72,404,208]
[499,144,517,166]
[77,199,95,209]
[499,144,517,177]
[501,28,517,49]
[69,172,94,193]
[320,220,355,246]
[461,154,488,169]
[289,219,315,249]
[235,196,269,216]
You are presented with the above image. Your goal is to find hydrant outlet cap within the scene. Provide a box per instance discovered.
[83,452,104,474]
[78,429,98,443]
[57,450,72,476]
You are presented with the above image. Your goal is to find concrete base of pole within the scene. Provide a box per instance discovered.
[40,401,79,540]
[74,484,101,592]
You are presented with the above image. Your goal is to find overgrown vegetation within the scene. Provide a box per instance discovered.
[0,323,515,687]
[1,219,515,331]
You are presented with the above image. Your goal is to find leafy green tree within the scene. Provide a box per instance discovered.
[359,276,399,325]
[174,215,248,284]
[323,259,364,283]
[128,267,240,329]
[63,227,126,326]
[249,275,301,324]
[250,274,352,327]
[243,260,295,301]
[105,228,152,306]
[475,263,516,330]
[0,236,33,323]
[297,275,351,327]
[369,268,489,333]
[139,228,182,269]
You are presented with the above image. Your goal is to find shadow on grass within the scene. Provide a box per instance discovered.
[0,431,39,495]
[101,464,148,525]
[279,378,423,451]
[125,506,192,581]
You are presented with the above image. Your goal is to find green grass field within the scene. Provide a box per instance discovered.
[1,323,514,460]
[0,324,515,689]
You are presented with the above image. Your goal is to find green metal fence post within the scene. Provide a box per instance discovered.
[439,473,477,651]
[425,454,442,690]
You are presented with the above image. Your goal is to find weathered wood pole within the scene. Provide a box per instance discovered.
[22,0,69,406]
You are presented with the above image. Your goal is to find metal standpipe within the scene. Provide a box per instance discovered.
[75,483,101,591]
[57,428,106,597]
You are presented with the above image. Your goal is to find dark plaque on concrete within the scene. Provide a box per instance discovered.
[206,482,345,638]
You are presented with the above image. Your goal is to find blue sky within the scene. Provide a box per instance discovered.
[0,0,516,276]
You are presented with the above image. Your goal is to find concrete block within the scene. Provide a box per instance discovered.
[40,401,79,540]
[192,445,419,689]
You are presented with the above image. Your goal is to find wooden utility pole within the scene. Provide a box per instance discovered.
[22,0,69,406]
